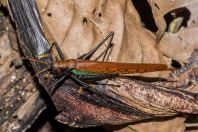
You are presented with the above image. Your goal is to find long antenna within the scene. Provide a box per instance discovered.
[19,57,49,65]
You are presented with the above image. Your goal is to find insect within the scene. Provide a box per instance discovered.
[31,32,174,95]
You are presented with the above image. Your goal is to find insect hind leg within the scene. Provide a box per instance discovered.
[78,31,114,60]
[69,74,95,92]
[95,42,113,62]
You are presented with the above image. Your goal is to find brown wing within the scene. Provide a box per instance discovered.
[74,59,172,74]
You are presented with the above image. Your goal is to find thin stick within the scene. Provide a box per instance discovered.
[88,19,107,46]
[186,123,198,127]
[89,19,112,61]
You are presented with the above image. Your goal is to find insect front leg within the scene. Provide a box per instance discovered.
[49,42,65,61]
[49,75,67,95]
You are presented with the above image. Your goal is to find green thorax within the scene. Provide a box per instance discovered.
[72,69,99,76]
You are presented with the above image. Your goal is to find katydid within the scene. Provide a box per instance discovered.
[28,32,174,95]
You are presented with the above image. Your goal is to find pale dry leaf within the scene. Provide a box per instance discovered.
[158,2,198,64]
[148,0,198,41]
[115,117,185,132]
[36,0,168,77]
[0,33,15,80]
[104,117,186,132]
[159,27,198,64]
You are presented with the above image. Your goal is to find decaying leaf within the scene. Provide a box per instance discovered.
[148,0,198,64]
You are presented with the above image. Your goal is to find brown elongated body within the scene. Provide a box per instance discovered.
[54,59,172,74]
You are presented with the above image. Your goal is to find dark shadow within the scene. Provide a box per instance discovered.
[171,59,182,68]
[185,114,198,131]
[131,0,158,32]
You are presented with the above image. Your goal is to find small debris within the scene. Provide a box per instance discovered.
[21,91,25,96]
[11,75,16,82]
[10,59,23,68]
[0,107,3,112]
[5,111,9,115]
[5,98,9,102]
[22,78,26,83]
[17,97,21,101]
